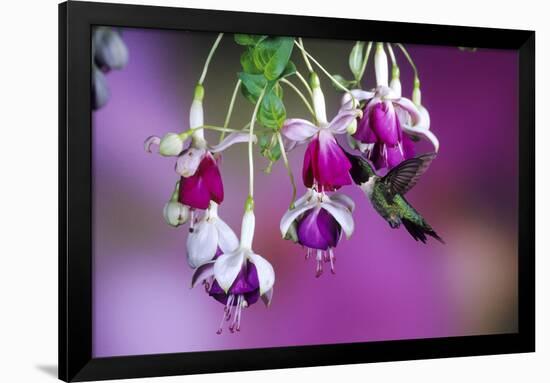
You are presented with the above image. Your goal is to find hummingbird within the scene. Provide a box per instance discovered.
[345,152,443,244]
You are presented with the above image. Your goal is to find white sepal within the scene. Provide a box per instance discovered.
[321,201,355,238]
[144,135,160,153]
[261,287,274,307]
[175,147,206,177]
[279,200,316,238]
[248,252,275,295]
[213,251,245,293]
[340,89,375,110]
[191,261,215,288]
[327,109,362,135]
[215,217,239,254]
[329,193,355,213]
[186,218,219,268]
[282,118,319,142]
[394,97,421,124]
[209,132,254,153]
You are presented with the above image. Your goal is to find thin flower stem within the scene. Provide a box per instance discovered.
[181,125,247,139]
[294,40,356,105]
[395,43,419,79]
[198,33,224,85]
[294,40,349,93]
[357,42,373,83]
[386,43,397,67]
[248,87,267,198]
[295,70,313,98]
[280,78,316,118]
[298,37,314,73]
[219,78,242,143]
[276,132,297,209]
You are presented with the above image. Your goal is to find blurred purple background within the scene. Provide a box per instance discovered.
[92,29,518,357]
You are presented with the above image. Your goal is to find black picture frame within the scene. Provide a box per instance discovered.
[59,1,535,381]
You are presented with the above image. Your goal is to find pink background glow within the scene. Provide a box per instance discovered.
[92,29,518,357]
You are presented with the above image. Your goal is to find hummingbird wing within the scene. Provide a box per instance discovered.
[381,153,437,200]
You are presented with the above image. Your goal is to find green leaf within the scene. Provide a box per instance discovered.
[267,136,281,161]
[258,134,271,152]
[259,134,282,173]
[331,74,356,92]
[253,37,294,81]
[258,90,286,130]
[349,41,365,80]
[239,72,268,103]
[279,60,296,79]
[240,48,263,74]
[234,34,267,46]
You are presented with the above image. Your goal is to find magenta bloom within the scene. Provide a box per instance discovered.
[280,189,355,277]
[341,87,437,170]
[179,152,223,210]
[303,130,354,191]
[282,108,361,191]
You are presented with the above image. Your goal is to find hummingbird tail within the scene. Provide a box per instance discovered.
[402,218,444,244]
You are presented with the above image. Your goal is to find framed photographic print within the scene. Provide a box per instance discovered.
[59,1,535,381]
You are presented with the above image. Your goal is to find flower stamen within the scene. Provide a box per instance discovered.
[315,250,323,278]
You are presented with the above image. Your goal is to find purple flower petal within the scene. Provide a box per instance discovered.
[202,154,224,204]
[367,143,387,170]
[402,134,415,160]
[315,130,352,191]
[179,152,224,209]
[353,111,378,143]
[386,145,406,168]
[209,261,260,305]
[302,137,317,189]
[370,101,400,146]
[297,207,341,250]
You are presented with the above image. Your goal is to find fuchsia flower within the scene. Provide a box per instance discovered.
[191,208,275,334]
[341,43,439,170]
[174,132,251,210]
[342,87,432,170]
[145,81,251,212]
[280,189,355,276]
[282,78,362,191]
[178,151,223,210]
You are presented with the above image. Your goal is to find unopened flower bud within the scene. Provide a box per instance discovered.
[159,133,184,156]
[309,73,328,125]
[163,201,190,227]
[374,42,388,87]
[390,66,401,97]
[346,119,357,135]
[412,77,421,106]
